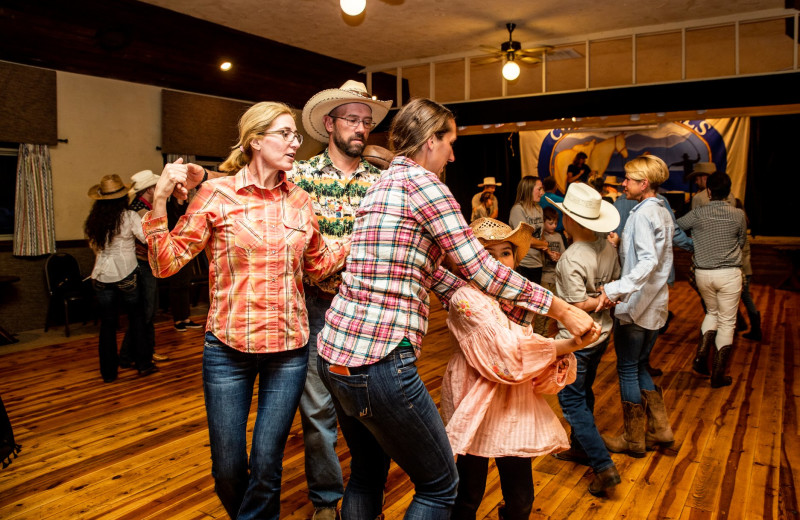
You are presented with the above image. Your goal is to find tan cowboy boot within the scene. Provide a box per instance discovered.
[642,386,674,450]
[602,401,646,458]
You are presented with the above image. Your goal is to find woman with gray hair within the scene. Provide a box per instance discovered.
[598,154,675,458]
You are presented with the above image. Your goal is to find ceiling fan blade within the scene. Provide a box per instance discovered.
[472,56,501,65]
[479,45,502,53]
[519,56,542,64]
[520,45,554,54]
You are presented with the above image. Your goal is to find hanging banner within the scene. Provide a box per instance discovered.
[520,118,749,201]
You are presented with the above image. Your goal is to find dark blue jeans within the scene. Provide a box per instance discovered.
[557,338,615,473]
[203,332,308,520]
[93,268,147,380]
[613,321,657,404]
[453,454,533,520]
[318,343,458,520]
[120,259,157,364]
[298,293,343,509]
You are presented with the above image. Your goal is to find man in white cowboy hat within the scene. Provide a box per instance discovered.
[288,80,391,520]
[471,176,501,219]
[119,170,170,366]
[688,161,734,209]
[547,182,623,497]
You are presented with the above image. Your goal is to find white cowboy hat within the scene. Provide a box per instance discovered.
[470,218,534,266]
[128,169,160,194]
[302,80,392,143]
[477,177,502,187]
[546,182,620,233]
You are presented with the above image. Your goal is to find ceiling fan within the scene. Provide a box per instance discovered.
[476,23,553,67]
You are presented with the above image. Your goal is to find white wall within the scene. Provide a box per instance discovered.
[52,72,164,240]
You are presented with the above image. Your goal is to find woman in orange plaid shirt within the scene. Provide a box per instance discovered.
[143,102,349,520]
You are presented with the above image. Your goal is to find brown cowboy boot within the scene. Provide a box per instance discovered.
[641,386,674,450]
[602,401,646,458]
[692,330,715,376]
[588,465,622,497]
[711,345,733,388]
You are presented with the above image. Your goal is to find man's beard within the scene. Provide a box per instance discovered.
[333,131,365,158]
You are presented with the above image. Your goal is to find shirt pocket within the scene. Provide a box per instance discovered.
[282,207,308,253]
[233,218,264,253]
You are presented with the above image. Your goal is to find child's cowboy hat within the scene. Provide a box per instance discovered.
[302,80,392,143]
[470,218,534,267]
[88,174,131,200]
[545,182,620,233]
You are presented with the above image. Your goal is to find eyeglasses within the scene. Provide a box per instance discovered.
[330,116,377,129]
[262,129,303,145]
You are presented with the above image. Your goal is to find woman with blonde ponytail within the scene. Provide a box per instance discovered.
[143,101,350,519]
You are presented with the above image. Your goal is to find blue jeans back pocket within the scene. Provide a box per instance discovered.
[328,372,372,419]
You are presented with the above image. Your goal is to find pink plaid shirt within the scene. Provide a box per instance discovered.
[143,167,348,354]
[318,156,553,367]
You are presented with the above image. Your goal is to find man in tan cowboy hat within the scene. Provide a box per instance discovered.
[688,161,734,209]
[289,80,391,520]
[471,176,501,220]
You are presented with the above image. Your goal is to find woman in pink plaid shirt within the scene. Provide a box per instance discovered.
[144,102,349,520]
[316,98,596,520]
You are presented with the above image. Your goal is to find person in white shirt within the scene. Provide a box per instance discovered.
[85,174,156,382]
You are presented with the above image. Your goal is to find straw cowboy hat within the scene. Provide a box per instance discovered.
[477,177,502,187]
[603,175,622,186]
[470,218,534,266]
[302,80,392,143]
[88,174,131,200]
[686,161,716,181]
[546,182,620,233]
[128,169,160,193]
[362,145,394,170]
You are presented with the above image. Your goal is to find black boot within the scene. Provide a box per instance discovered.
[735,310,748,332]
[743,311,762,341]
[692,330,715,376]
[711,345,733,388]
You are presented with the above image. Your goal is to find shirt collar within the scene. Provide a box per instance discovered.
[236,166,289,192]
[315,148,380,178]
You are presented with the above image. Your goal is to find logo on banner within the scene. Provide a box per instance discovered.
[537,121,728,193]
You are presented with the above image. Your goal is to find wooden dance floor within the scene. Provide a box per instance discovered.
[0,281,797,519]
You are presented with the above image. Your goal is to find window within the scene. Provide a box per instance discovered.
[0,144,18,240]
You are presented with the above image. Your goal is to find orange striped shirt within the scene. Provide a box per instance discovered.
[143,167,348,354]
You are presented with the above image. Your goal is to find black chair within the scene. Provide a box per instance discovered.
[44,253,94,337]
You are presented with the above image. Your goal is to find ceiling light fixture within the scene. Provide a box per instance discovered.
[220,62,232,71]
[340,0,366,16]
[502,59,520,81]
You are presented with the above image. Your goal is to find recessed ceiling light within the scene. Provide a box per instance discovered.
[220,62,232,71]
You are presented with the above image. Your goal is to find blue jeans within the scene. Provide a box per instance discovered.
[298,293,343,508]
[93,269,147,379]
[557,338,615,473]
[453,455,533,520]
[203,332,308,520]
[613,321,657,404]
[121,259,157,364]
[318,343,458,520]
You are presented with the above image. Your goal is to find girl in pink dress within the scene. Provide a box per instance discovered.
[442,218,600,520]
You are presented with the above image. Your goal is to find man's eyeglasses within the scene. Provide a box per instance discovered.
[263,129,303,145]
[330,116,377,129]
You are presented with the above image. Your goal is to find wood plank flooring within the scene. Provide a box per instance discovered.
[0,281,797,519]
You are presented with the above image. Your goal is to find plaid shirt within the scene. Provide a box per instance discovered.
[143,167,348,354]
[677,200,746,270]
[318,156,553,367]
[287,148,382,294]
